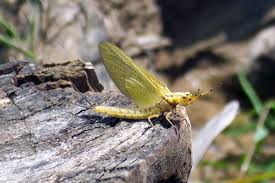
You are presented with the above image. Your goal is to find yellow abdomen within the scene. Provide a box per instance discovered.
[95,106,160,119]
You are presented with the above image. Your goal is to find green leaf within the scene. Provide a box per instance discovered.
[0,16,20,39]
[254,126,269,143]
[0,35,35,59]
[237,70,263,115]
[265,115,275,131]
[224,122,256,137]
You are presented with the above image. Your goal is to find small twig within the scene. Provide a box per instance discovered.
[45,12,79,44]
[29,3,40,53]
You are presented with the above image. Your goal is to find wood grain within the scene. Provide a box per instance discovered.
[0,61,191,183]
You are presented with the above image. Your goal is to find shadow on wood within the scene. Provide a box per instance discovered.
[0,60,192,183]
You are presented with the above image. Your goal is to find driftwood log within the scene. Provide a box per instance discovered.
[0,60,192,183]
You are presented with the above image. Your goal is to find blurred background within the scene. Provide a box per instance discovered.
[0,0,275,182]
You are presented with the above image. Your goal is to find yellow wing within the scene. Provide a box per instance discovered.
[99,42,171,108]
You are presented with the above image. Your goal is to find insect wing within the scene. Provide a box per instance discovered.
[99,42,170,108]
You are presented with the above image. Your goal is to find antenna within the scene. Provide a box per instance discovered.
[196,81,223,97]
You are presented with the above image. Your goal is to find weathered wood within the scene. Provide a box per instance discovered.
[0,61,192,183]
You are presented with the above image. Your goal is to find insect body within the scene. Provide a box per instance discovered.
[95,42,211,125]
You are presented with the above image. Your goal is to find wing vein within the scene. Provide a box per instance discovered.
[99,42,170,108]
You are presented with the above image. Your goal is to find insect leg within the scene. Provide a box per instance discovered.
[147,114,160,126]
[165,111,174,126]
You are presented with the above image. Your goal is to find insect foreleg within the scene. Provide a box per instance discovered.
[147,114,160,126]
[165,111,174,126]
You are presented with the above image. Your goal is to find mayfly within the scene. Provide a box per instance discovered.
[95,42,214,126]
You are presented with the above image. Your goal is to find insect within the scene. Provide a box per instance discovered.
[95,42,214,126]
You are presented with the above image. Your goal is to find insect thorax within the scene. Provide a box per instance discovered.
[164,92,194,106]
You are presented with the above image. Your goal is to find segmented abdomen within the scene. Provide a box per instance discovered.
[95,106,159,119]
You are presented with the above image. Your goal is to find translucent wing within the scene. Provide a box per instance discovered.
[124,78,160,107]
[99,42,170,108]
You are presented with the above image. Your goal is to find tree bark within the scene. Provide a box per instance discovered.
[0,60,191,183]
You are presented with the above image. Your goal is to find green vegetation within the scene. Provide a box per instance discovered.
[205,70,275,182]
[236,70,275,182]
[0,0,42,60]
